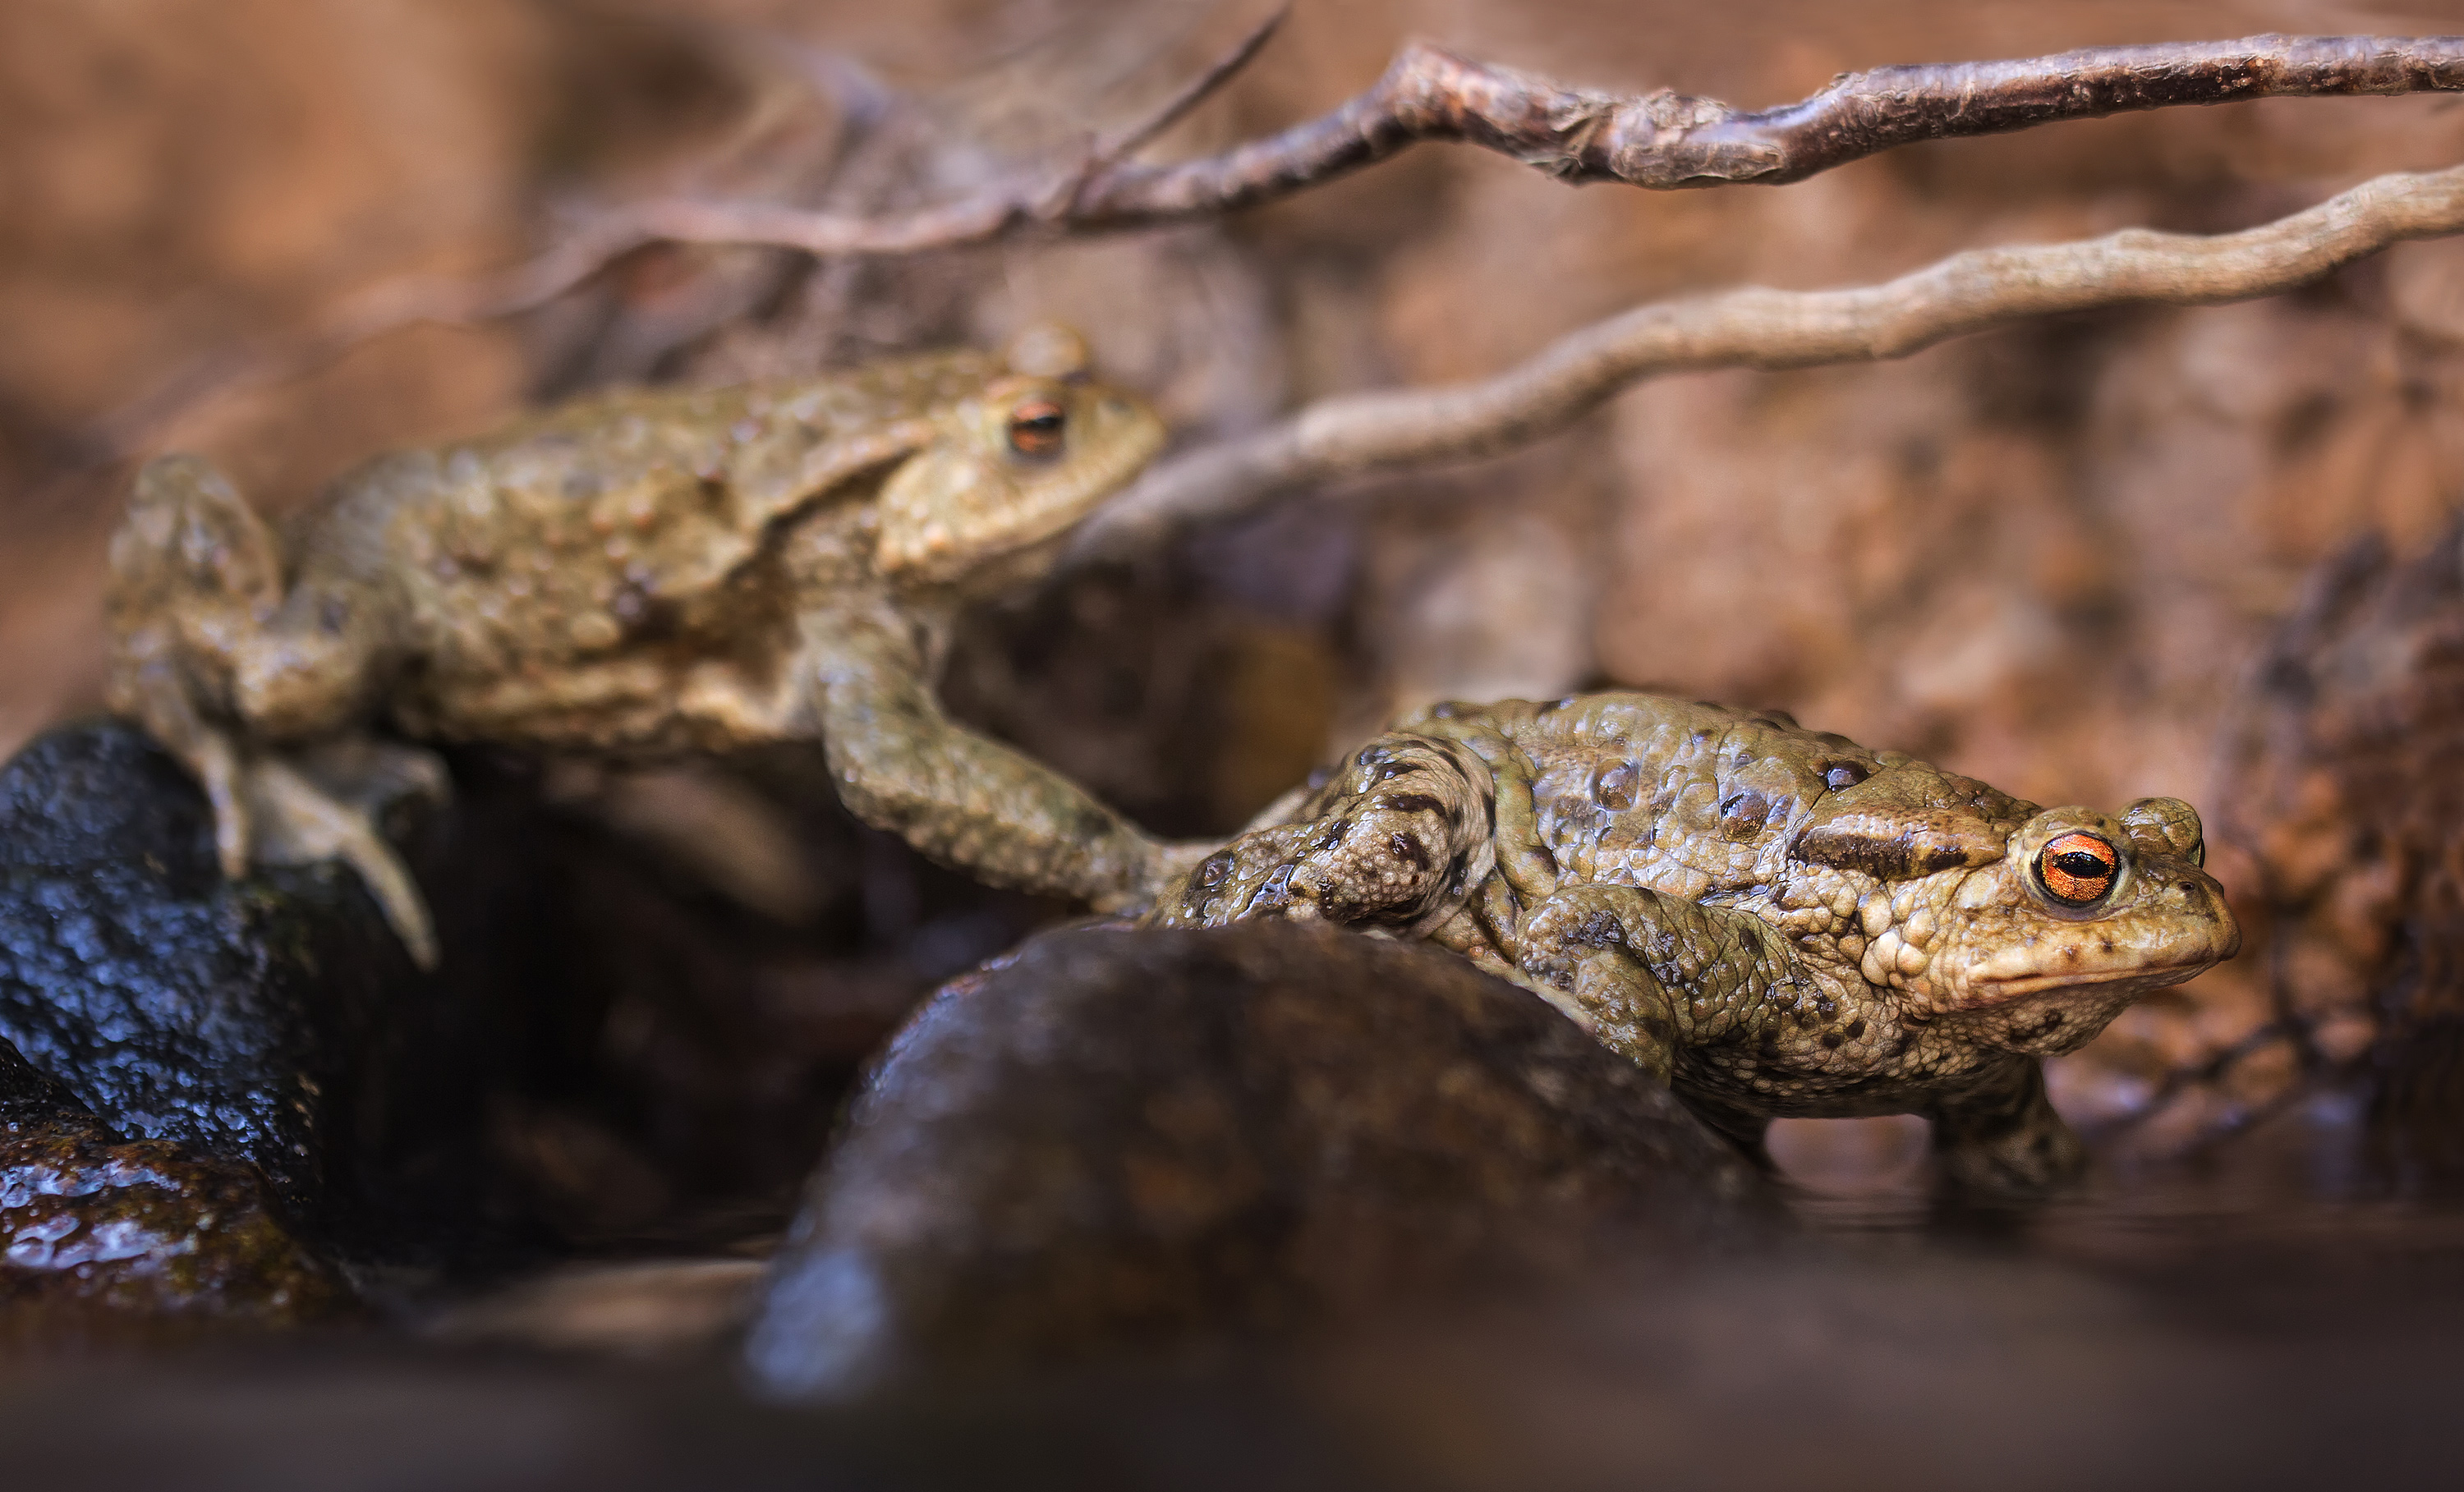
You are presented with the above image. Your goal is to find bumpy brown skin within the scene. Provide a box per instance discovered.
[1149,694,2241,1193]
[105,327,1180,967]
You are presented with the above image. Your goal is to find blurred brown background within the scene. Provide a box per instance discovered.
[8,0,2464,1159]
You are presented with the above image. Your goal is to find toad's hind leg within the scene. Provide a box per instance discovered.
[109,455,284,624]
[1146,729,1500,934]
[115,662,251,877]
[106,455,289,877]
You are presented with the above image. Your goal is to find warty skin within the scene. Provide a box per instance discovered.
[105,325,1183,967]
[1151,693,2241,1192]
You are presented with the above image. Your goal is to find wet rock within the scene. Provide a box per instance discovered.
[0,1032,86,1127]
[0,718,491,1248]
[747,920,1773,1398]
[2,1032,346,1324]
[0,718,1055,1259]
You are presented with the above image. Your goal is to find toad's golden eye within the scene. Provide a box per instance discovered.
[1006,399,1067,458]
[2037,832,2118,906]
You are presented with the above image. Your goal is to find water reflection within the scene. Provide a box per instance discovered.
[7,1101,2461,1490]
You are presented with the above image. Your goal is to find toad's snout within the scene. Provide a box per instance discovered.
[2145,860,2241,964]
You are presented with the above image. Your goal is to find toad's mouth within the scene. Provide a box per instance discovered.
[1965,959,2213,1002]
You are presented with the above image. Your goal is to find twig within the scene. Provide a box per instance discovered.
[80,30,2464,467]
[1083,4,1289,168]
[83,221,668,460]
[2080,1017,2301,1143]
[352,32,2464,260]
[1070,160,2464,558]
[79,8,1291,466]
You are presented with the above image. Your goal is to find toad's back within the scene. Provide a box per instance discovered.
[286,351,1004,684]
[1487,696,2034,906]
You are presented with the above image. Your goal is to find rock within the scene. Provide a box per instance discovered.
[747,920,1774,1398]
[0,718,1053,1259]
[0,1035,86,1127]
[2,1031,347,1325]
[2214,518,2464,1182]
[424,1257,767,1357]
[0,719,493,1249]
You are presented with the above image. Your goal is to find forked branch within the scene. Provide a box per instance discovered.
[83,30,2464,464]
[1076,31,2464,211]
[1069,161,2464,557]
[407,32,2464,257]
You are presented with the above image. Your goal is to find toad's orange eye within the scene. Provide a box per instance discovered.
[1006,400,1067,458]
[2037,833,2118,906]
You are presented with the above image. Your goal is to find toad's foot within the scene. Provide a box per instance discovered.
[1146,838,1232,901]
[243,739,450,970]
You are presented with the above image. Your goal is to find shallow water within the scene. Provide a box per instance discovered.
[1318,1112,2464,1491]
[5,1103,2460,1491]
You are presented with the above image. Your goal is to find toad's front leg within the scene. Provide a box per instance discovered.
[1515,885,1800,1089]
[803,600,1209,912]
[1925,1054,2085,1195]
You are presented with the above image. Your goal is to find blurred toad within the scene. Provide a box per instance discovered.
[108,326,1177,966]
[1150,693,2240,1192]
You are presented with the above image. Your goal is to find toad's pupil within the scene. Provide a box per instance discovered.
[1007,402,1067,457]
[1822,763,1869,791]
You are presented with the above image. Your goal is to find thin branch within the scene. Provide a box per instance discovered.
[1083,4,1289,168]
[80,31,2464,466]
[312,33,2464,264]
[1070,160,2464,559]
[367,32,2464,261]
[78,8,1291,467]
[82,220,674,460]
[1076,31,2464,216]
[2079,1017,2301,1143]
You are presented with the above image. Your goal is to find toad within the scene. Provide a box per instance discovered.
[1149,694,2241,1191]
[107,325,1184,967]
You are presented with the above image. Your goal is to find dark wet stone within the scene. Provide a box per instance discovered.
[0,719,487,1250]
[0,1030,89,1127]
[748,920,1774,1398]
[2,1027,345,1324]
[1,1103,348,1326]
[0,718,1055,1260]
